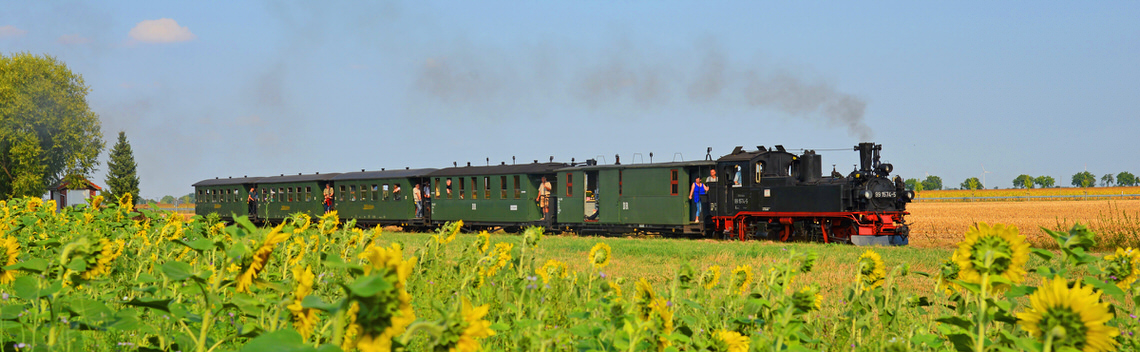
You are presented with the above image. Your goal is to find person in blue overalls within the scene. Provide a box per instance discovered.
[689,177,708,223]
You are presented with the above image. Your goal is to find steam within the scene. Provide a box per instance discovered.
[413,39,874,140]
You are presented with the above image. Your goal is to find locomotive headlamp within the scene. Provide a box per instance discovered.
[906,191,915,200]
[863,190,873,199]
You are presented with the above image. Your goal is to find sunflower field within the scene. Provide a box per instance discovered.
[0,195,1138,352]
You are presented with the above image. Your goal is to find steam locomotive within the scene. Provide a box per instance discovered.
[194,143,911,245]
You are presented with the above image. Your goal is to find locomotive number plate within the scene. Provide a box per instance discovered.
[874,191,897,198]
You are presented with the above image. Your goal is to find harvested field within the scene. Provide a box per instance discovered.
[917,185,1140,200]
[907,199,1140,249]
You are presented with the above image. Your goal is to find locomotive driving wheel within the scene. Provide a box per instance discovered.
[828,220,857,244]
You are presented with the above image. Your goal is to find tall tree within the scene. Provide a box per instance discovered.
[904,178,922,191]
[1034,176,1056,188]
[105,131,139,202]
[1101,174,1115,187]
[1012,174,1035,189]
[1071,171,1096,188]
[0,53,104,199]
[961,177,983,190]
[921,175,943,190]
[1117,172,1136,187]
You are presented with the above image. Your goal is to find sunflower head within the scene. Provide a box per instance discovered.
[633,278,657,320]
[791,286,822,313]
[473,231,491,253]
[1102,246,1140,290]
[731,265,753,296]
[952,223,1030,291]
[442,297,495,352]
[435,220,463,244]
[712,330,750,352]
[523,226,544,248]
[589,242,612,269]
[89,195,103,209]
[0,236,20,284]
[857,250,886,291]
[349,243,417,351]
[700,265,722,290]
[536,259,569,284]
[1016,278,1119,352]
[318,211,340,235]
[485,243,514,276]
[117,193,133,212]
[936,252,964,294]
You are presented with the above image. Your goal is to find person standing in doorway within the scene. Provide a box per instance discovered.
[536,176,552,219]
[413,184,423,218]
[247,187,258,219]
[322,183,334,214]
[689,177,708,223]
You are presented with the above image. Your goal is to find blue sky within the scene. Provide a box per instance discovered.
[3,1,1138,199]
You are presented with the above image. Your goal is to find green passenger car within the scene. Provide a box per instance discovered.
[193,176,262,220]
[425,163,566,225]
[330,169,436,224]
[255,173,340,220]
[555,161,714,229]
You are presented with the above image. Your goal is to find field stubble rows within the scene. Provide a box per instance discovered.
[907,199,1140,249]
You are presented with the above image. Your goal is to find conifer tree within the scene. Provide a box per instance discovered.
[105,131,139,202]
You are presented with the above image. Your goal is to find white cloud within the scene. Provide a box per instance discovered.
[0,25,27,38]
[128,18,196,43]
[57,34,91,45]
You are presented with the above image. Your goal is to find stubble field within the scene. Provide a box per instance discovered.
[906,199,1140,249]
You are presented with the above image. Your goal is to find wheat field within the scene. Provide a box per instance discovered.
[906,199,1140,249]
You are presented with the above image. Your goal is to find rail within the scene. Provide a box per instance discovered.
[914,194,1140,202]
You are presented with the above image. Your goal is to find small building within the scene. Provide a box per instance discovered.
[46,178,103,210]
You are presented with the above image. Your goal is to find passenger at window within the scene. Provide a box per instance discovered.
[536,176,552,219]
[446,179,453,197]
[706,169,718,183]
[393,184,402,201]
[413,184,423,218]
[733,166,742,186]
[247,187,258,219]
[322,184,334,214]
[689,177,708,223]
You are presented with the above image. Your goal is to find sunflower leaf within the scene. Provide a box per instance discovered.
[1029,248,1054,261]
[3,257,47,273]
[1081,276,1125,299]
[345,274,393,297]
[161,261,194,282]
[934,316,973,330]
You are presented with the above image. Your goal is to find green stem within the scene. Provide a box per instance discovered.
[976,251,993,352]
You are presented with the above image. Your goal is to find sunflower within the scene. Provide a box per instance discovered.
[485,243,513,276]
[536,259,569,284]
[0,236,20,284]
[936,251,965,294]
[791,286,823,312]
[649,297,675,351]
[731,265,753,296]
[350,243,418,351]
[80,238,125,280]
[435,220,463,245]
[89,195,103,209]
[26,197,42,212]
[1016,278,1118,352]
[604,280,623,301]
[634,278,657,320]
[473,231,490,253]
[117,193,133,212]
[857,250,886,291]
[952,223,1030,292]
[701,265,722,290]
[1103,246,1140,290]
[452,297,495,352]
[712,330,750,352]
[161,214,184,240]
[286,266,319,340]
[341,302,362,351]
[235,223,290,293]
[589,242,612,269]
[318,210,340,235]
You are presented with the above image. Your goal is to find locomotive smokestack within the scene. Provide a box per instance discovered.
[856,143,874,172]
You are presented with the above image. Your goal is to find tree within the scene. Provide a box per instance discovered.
[921,175,943,191]
[160,195,176,204]
[1034,175,1056,188]
[0,53,104,200]
[1012,174,1035,189]
[961,177,983,190]
[105,131,140,203]
[1101,174,1115,187]
[1117,172,1137,187]
[1071,171,1096,188]
[179,194,192,204]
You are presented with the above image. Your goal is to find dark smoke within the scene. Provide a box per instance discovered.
[412,39,874,140]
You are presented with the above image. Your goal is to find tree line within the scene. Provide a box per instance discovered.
[904,171,1137,191]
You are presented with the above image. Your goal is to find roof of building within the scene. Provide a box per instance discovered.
[48,177,103,191]
[256,173,341,184]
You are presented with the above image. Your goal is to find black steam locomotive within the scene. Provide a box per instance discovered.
[704,142,912,245]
